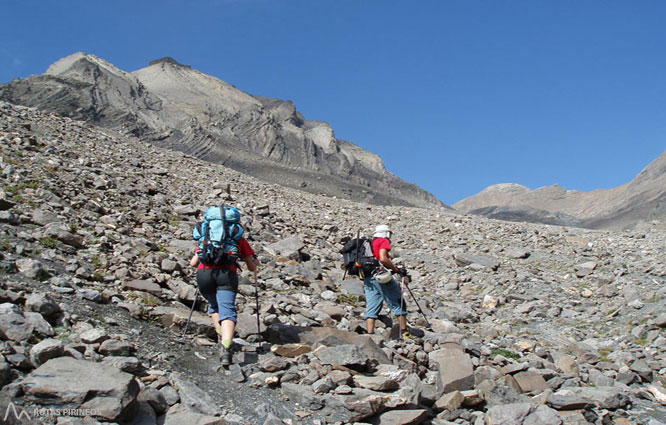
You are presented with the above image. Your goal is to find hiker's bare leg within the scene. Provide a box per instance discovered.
[398,315,407,331]
[211,313,221,334]
[366,318,376,334]
[221,319,235,342]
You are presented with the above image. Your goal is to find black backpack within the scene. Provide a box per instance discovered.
[340,234,380,279]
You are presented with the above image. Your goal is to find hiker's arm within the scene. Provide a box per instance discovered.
[243,255,258,272]
[189,254,199,267]
[378,249,398,272]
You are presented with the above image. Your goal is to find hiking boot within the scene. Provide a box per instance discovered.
[401,329,416,340]
[220,345,231,366]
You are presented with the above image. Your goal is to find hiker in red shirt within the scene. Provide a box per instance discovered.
[364,224,412,339]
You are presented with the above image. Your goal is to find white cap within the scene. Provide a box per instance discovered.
[373,224,392,239]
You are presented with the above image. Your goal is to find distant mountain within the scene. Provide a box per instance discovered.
[454,152,666,229]
[0,53,445,209]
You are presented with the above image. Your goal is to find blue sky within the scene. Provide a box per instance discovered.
[1,0,664,205]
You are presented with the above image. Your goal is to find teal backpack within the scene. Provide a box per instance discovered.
[193,206,244,266]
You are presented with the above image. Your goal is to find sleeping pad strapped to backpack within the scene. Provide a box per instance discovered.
[193,206,244,266]
[340,236,380,279]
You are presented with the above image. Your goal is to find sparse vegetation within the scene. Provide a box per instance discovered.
[0,238,11,252]
[40,237,58,248]
[491,348,520,360]
[599,348,613,362]
[338,294,360,307]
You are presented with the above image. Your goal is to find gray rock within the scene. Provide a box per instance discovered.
[314,344,369,369]
[454,253,499,270]
[161,404,226,425]
[523,405,563,425]
[170,374,223,416]
[152,306,215,338]
[137,387,168,415]
[559,386,630,410]
[312,376,336,394]
[352,375,399,392]
[15,258,45,279]
[485,402,533,425]
[546,394,593,410]
[0,358,12,387]
[506,247,531,259]
[43,223,84,247]
[23,311,55,336]
[123,279,162,296]
[30,338,65,366]
[339,278,365,297]
[22,357,139,421]
[263,235,304,258]
[434,391,465,412]
[266,325,389,364]
[376,408,430,425]
[429,347,475,393]
[555,355,578,374]
[101,356,144,375]
[656,313,666,327]
[25,293,62,320]
[79,328,109,344]
[235,312,266,338]
[159,385,180,406]
[32,208,61,226]
[127,400,157,425]
[161,258,180,273]
[513,371,549,394]
[98,339,133,356]
[281,383,324,410]
[258,356,289,372]
[0,308,34,342]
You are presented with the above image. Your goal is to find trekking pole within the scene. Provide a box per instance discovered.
[182,288,200,339]
[254,267,261,337]
[399,274,405,339]
[404,278,431,329]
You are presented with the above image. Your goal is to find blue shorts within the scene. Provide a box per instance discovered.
[363,275,407,319]
[197,268,238,323]
[201,288,237,323]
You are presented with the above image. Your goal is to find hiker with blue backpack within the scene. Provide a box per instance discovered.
[190,205,259,366]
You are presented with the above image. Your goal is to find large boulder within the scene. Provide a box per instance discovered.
[428,346,475,393]
[266,324,390,364]
[22,357,139,422]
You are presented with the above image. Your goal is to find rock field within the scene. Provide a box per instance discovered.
[0,101,665,425]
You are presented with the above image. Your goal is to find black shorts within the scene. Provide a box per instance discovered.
[196,268,239,294]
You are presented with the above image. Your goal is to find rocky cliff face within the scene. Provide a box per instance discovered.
[0,52,444,209]
[454,152,666,229]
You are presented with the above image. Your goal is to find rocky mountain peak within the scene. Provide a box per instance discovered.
[45,52,130,82]
[0,54,444,209]
[148,56,191,69]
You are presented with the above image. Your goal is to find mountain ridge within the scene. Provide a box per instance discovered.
[0,52,445,209]
[454,151,666,229]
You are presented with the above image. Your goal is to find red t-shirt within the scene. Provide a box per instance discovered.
[372,237,391,261]
[195,238,255,272]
